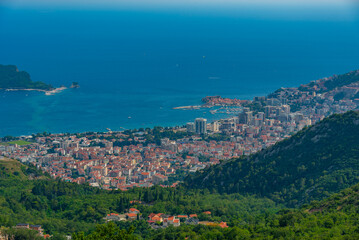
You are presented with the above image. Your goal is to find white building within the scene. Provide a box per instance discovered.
[195,118,207,134]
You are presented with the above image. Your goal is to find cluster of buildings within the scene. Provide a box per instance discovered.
[105,209,228,229]
[104,208,141,222]
[0,131,260,190]
[1,74,359,190]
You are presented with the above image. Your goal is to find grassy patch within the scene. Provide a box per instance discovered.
[0,157,27,180]
[0,140,32,146]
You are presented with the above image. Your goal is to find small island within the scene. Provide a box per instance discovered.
[70,82,80,88]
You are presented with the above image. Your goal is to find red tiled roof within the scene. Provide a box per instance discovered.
[126,213,137,218]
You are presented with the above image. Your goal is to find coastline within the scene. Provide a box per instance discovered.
[1,86,67,95]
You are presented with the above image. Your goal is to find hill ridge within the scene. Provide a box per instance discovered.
[185,111,359,207]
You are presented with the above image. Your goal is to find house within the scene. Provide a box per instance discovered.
[163,216,180,227]
[148,213,163,222]
[129,208,140,214]
[203,211,211,215]
[15,223,44,236]
[126,213,138,220]
[198,221,228,228]
[189,214,198,218]
[173,219,180,227]
[104,213,127,221]
[16,223,29,229]
[185,218,199,225]
[30,225,43,235]
[219,222,229,228]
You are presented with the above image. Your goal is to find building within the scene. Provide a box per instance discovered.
[186,122,195,132]
[104,213,127,221]
[195,118,207,134]
[210,121,220,132]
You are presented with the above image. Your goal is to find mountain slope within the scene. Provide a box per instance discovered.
[185,111,359,206]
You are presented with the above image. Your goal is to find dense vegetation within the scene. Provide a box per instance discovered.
[0,64,53,90]
[75,183,359,239]
[0,158,279,238]
[185,111,359,207]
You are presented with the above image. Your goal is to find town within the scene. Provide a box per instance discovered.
[1,71,359,192]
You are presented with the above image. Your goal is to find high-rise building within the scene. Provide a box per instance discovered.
[257,112,265,121]
[264,106,272,118]
[186,122,195,132]
[244,111,253,125]
[282,104,291,114]
[239,107,251,124]
[210,121,220,132]
[195,118,207,134]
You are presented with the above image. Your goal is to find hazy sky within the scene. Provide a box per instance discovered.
[1,0,358,21]
[2,0,357,8]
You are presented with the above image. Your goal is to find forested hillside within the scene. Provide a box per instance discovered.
[75,183,359,239]
[185,111,359,207]
[0,64,53,90]
[0,158,279,237]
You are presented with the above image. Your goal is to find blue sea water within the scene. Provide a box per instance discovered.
[0,5,359,136]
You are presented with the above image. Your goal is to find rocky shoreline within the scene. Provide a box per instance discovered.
[1,86,67,95]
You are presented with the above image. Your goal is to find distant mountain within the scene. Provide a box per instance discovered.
[185,111,359,207]
[0,64,53,90]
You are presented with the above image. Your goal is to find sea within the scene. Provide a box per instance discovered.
[0,4,359,136]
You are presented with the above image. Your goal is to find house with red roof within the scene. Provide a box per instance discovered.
[163,216,180,227]
[148,213,163,222]
[129,208,140,214]
[126,213,138,220]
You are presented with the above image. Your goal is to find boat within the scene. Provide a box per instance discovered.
[128,116,132,119]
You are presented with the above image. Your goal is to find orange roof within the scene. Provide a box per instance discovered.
[129,208,139,212]
[203,211,211,215]
[152,216,162,221]
[189,214,198,218]
[219,222,229,228]
[126,213,137,217]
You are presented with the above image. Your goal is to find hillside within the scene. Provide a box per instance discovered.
[185,111,359,207]
[74,182,359,239]
[0,157,44,181]
[0,158,280,238]
[308,182,359,214]
[313,69,359,93]
[0,64,53,90]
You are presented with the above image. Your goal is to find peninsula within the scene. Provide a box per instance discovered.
[0,64,53,91]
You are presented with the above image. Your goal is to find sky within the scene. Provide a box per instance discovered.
[2,0,358,9]
[1,0,358,21]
